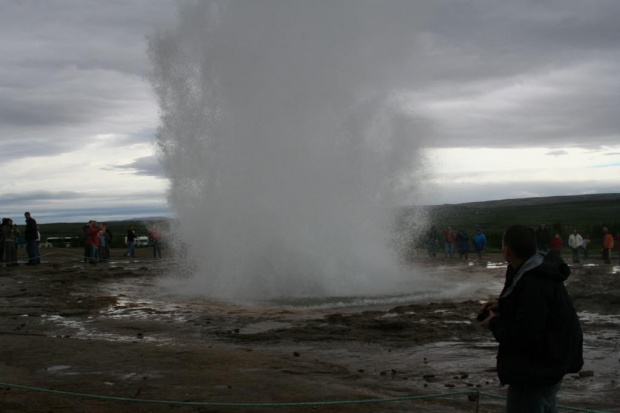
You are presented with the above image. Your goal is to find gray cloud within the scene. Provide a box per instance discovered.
[0,189,170,224]
[0,0,619,222]
[546,150,569,157]
[3,0,620,151]
[110,155,165,177]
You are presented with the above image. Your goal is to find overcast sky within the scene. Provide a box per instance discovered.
[1,0,619,224]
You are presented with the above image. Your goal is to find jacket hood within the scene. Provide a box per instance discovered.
[537,250,571,282]
[501,251,570,298]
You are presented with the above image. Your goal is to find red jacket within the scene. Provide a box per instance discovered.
[87,226,101,247]
[550,237,563,252]
[603,233,614,249]
[443,229,456,243]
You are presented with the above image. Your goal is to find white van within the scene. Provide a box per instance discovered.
[124,236,150,247]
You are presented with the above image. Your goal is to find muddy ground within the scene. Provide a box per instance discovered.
[0,248,619,412]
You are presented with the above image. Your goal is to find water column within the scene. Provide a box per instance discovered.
[148,1,428,300]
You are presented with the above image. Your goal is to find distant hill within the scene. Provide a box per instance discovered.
[447,193,620,209]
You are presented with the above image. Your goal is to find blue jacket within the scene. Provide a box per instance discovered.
[472,232,487,250]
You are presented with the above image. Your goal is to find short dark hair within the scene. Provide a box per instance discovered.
[503,225,537,260]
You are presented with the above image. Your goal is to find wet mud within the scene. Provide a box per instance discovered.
[0,249,619,412]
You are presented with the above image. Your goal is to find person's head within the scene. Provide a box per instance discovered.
[603,227,608,233]
[540,223,546,229]
[502,225,537,265]
[476,227,482,233]
[24,212,31,219]
[555,233,560,238]
[573,228,578,234]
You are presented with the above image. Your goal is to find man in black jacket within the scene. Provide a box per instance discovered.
[24,212,40,265]
[480,225,583,412]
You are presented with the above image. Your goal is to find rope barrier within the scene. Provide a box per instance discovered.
[0,382,610,412]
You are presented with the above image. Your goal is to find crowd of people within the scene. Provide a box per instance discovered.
[424,225,488,260]
[423,222,620,265]
[534,223,619,265]
[82,222,163,264]
[0,212,164,266]
[0,212,41,266]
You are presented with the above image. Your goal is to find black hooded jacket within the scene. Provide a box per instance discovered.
[489,251,583,385]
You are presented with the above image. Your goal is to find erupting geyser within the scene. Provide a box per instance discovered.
[148,1,428,300]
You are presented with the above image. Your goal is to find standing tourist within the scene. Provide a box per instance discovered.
[82,221,91,263]
[0,218,6,262]
[87,220,101,264]
[472,227,488,260]
[149,228,162,259]
[125,226,137,258]
[3,219,19,267]
[98,224,108,262]
[479,225,583,412]
[103,224,112,261]
[456,228,469,260]
[550,233,563,257]
[602,227,614,264]
[24,212,40,265]
[425,225,438,259]
[535,223,551,252]
[568,229,583,264]
[581,235,590,261]
[443,226,456,259]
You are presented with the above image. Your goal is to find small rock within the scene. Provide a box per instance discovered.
[234,328,239,333]
[137,333,144,339]
[579,370,594,378]
[293,351,300,357]
[444,383,455,388]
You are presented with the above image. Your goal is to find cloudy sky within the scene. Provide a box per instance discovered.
[1,0,619,224]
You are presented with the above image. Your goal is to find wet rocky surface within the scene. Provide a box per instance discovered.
[0,249,619,412]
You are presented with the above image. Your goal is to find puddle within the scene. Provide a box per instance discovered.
[46,365,72,372]
[238,321,292,334]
